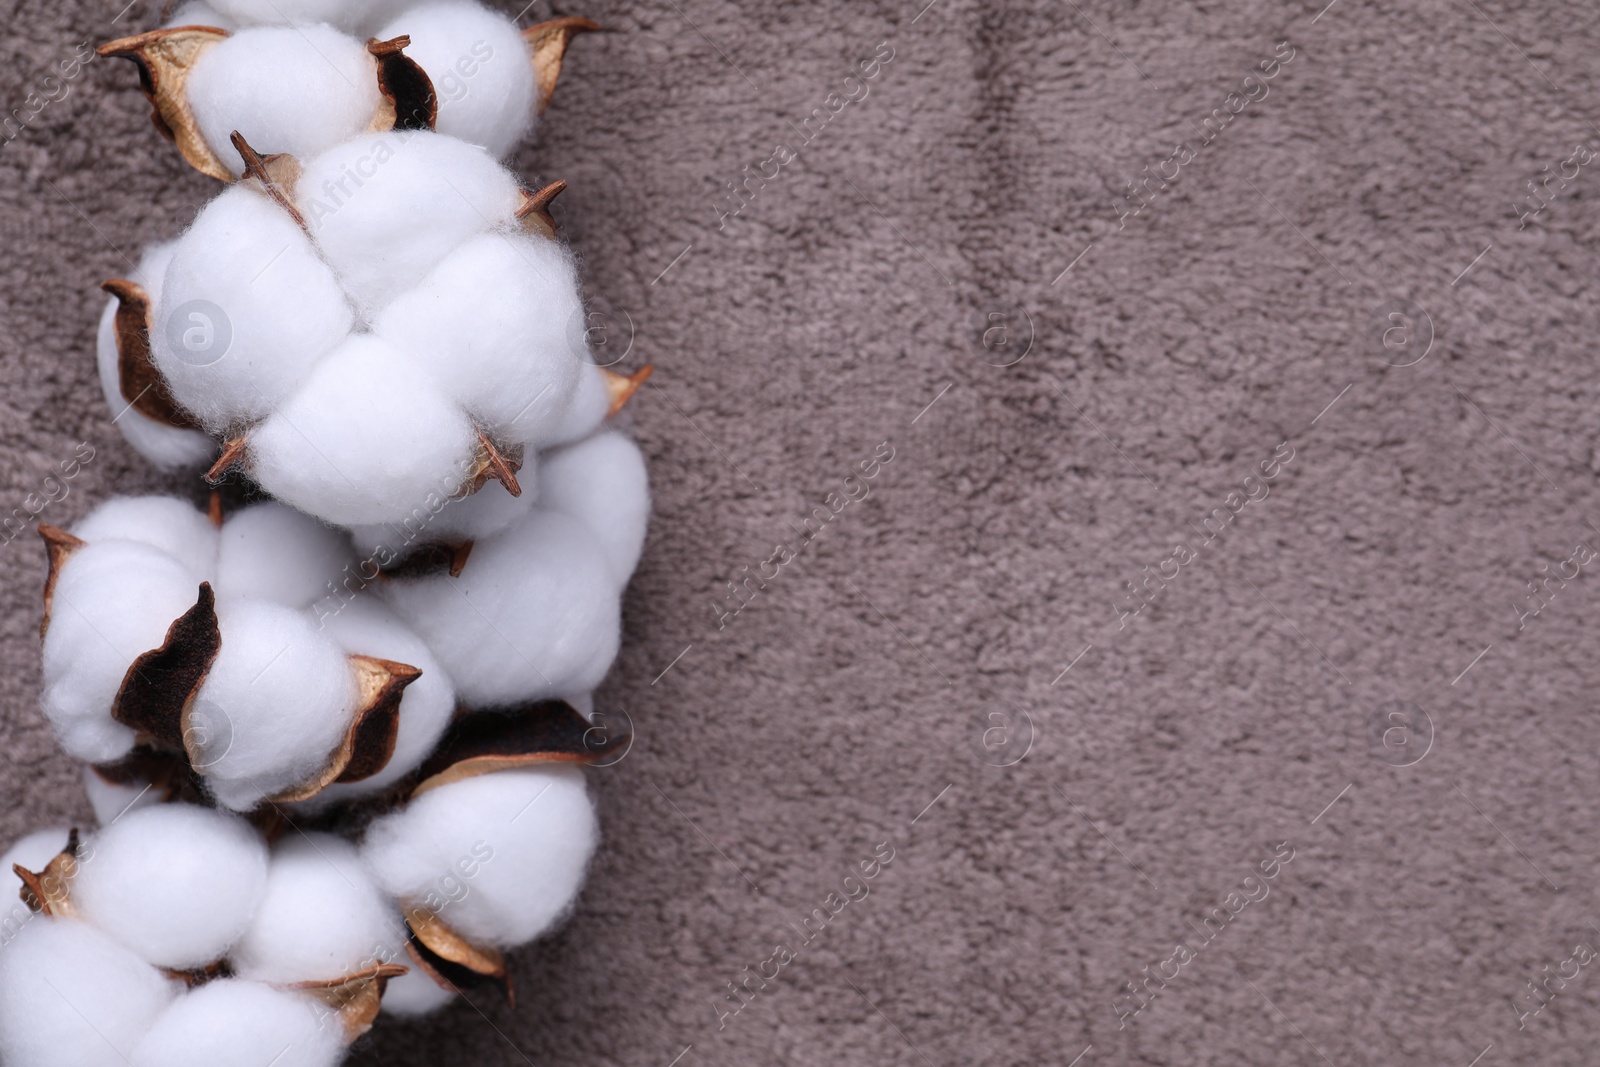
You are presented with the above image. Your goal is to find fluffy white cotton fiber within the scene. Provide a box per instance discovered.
[376,1,535,159]
[154,184,354,432]
[247,335,478,526]
[0,918,179,1067]
[193,599,357,810]
[374,232,582,444]
[216,502,352,609]
[538,431,650,585]
[41,540,207,763]
[547,360,613,447]
[347,476,533,560]
[298,130,520,314]
[379,961,455,1016]
[379,509,620,707]
[362,766,597,947]
[311,599,456,800]
[187,25,381,176]
[70,804,268,970]
[95,241,215,470]
[207,0,400,34]
[72,495,220,581]
[82,768,161,827]
[165,1,235,28]
[232,833,403,983]
[0,828,70,884]
[129,979,343,1067]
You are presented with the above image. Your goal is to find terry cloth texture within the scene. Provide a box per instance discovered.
[3,0,1600,1064]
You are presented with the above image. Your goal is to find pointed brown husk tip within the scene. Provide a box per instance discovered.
[269,655,422,802]
[368,35,438,132]
[293,962,410,1043]
[111,582,221,753]
[468,431,523,497]
[410,699,630,798]
[404,911,512,1005]
[601,364,653,417]
[98,27,233,181]
[205,434,249,484]
[15,828,81,918]
[515,179,567,240]
[523,15,600,116]
[231,132,306,228]
[100,277,201,432]
[38,524,86,640]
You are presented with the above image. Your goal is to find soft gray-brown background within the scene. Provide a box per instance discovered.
[3,0,1600,1063]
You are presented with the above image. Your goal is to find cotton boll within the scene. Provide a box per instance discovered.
[96,242,215,470]
[537,431,649,585]
[130,980,342,1067]
[165,1,235,27]
[83,767,160,827]
[208,0,400,33]
[379,963,455,1016]
[0,918,179,1067]
[217,502,352,609]
[188,26,381,177]
[72,496,220,581]
[41,541,208,763]
[376,1,534,158]
[310,600,456,801]
[362,766,597,947]
[247,335,478,527]
[299,131,520,314]
[192,600,358,810]
[374,233,581,444]
[232,834,404,983]
[71,804,268,970]
[378,510,620,707]
[154,185,354,432]
[346,478,533,560]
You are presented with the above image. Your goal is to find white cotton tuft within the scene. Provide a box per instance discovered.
[247,335,478,527]
[379,963,455,1016]
[362,766,597,947]
[0,829,71,884]
[154,184,354,432]
[0,918,179,1067]
[82,768,161,827]
[216,502,352,609]
[374,232,581,445]
[308,599,456,801]
[231,833,404,984]
[71,804,268,970]
[346,478,533,560]
[378,510,620,707]
[72,496,220,581]
[376,1,535,158]
[208,0,402,33]
[96,242,215,470]
[546,359,612,448]
[537,431,650,585]
[187,26,381,177]
[298,131,520,314]
[41,541,208,763]
[129,979,343,1067]
[192,599,357,810]
[164,1,235,28]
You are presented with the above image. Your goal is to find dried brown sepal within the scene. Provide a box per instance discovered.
[98,27,233,181]
[231,131,306,229]
[405,909,512,1005]
[91,747,206,807]
[601,364,653,417]
[514,179,567,240]
[378,540,474,580]
[100,278,202,431]
[368,36,438,132]
[411,699,627,798]
[523,16,599,115]
[207,490,224,528]
[162,959,231,988]
[335,655,421,783]
[15,828,80,918]
[38,524,86,640]
[205,435,249,484]
[293,962,410,1043]
[468,430,523,497]
[269,655,421,801]
[111,582,220,752]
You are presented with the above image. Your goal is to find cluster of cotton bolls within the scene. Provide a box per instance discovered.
[1,0,648,1061]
